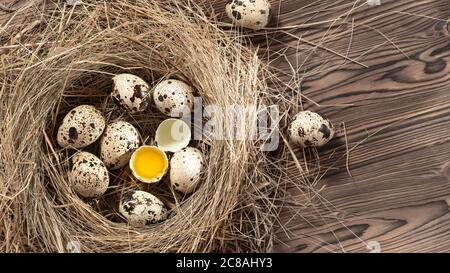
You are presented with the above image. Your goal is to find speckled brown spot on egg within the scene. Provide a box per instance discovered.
[68,127,78,140]
[153,79,194,117]
[232,10,242,20]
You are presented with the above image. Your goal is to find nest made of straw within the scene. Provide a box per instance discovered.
[0,0,292,252]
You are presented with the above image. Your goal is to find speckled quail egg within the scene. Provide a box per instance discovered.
[170,147,205,194]
[288,111,335,148]
[57,105,106,149]
[119,190,167,226]
[112,74,152,113]
[153,79,194,117]
[226,0,272,30]
[100,121,140,170]
[69,151,109,198]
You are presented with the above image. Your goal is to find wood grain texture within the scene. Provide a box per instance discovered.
[267,0,450,253]
[2,0,450,253]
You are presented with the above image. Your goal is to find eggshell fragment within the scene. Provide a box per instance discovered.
[119,190,167,226]
[69,151,109,198]
[155,118,191,153]
[288,111,335,148]
[170,147,205,194]
[225,0,272,30]
[57,105,106,149]
[153,79,194,117]
[100,121,140,170]
[112,74,152,113]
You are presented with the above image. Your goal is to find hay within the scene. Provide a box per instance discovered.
[0,0,302,252]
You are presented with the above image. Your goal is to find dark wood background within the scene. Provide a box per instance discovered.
[1,0,449,253]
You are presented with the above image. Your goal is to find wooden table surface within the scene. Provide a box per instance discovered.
[2,0,450,253]
[268,0,450,253]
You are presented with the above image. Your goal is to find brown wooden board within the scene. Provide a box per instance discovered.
[2,0,449,253]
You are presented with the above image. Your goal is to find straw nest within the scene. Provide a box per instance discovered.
[0,0,300,252]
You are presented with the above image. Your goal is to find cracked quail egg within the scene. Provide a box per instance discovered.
[69,151,109,198]
[288,111,335,148]
[153,79,194,117]
[57,105,106,149]
[170,147,205,194]
[155,118,191,153]
[119,190,167,226]
[112,74,152,113]
[129,146,169,183]
[226,0,272,30]
[100,121,140,170]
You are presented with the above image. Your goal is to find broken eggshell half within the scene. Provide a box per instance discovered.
[155,118,191,153]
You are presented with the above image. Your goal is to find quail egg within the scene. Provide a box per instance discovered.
[112,74,152,113]
[119,190,167,226]
[226,0,272,30]
[129,146,169,183]
[155,118,191,153]
[288,111,335,148]
[57,105,106,149]
[170,147,205,194]
[153,79,194,117]
[69,151,109,198]
[100,121,140,170]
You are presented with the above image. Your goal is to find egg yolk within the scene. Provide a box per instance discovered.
[131,146,168,182]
